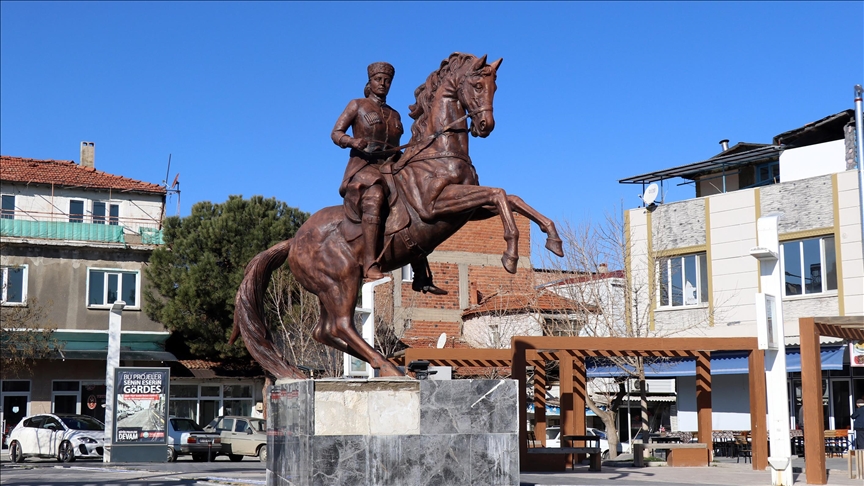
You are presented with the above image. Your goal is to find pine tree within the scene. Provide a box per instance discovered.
[144,195,308,359]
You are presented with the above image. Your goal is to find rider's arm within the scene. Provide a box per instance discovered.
[331,100,366,150]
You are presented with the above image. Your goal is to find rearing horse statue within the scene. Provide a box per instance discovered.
[232,53,563,378]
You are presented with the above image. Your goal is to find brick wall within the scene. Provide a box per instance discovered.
[437,215,532,257]
[396,214,534,343]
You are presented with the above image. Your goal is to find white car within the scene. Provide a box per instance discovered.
[8,413,105,463]
[544,426,615,458]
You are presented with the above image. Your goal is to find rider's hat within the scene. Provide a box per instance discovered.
[367,62,395,79]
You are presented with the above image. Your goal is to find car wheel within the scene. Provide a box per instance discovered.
[228,454,243,462]
[602,450,610,460]
[58,441,76,463]
[9,441,25,463]
[258,445,267,463]
[166,446,177,462]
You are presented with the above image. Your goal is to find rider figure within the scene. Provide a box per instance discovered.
[331,62,446,294]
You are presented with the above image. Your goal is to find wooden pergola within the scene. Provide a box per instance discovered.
[800,316,864,484]
[397,336,769,471]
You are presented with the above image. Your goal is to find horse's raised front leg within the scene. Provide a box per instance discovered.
[429,184,520,273]
[505,195,564,257]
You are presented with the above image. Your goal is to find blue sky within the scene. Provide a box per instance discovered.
[2,2,862,258]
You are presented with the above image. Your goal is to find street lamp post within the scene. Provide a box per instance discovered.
[750,215,792,485]
[103,300,125,463]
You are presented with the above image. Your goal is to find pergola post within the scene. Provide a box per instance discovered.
[561,355,575,468]
[695,351,713,452]
[748,349,768,470]
[800,317,826,485]
[512,339,529,467]
[533,360,547,445]
[574,356,587,463]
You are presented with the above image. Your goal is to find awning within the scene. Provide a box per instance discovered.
[586,346,844,378]
[55,349,177,361]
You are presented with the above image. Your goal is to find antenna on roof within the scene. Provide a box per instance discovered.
[163,154,181,216]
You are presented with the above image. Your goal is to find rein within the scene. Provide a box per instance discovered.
[364,105,493,158]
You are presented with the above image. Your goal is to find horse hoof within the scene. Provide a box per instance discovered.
[501,254,518,274]
[378,363,405,377]
[546,237,564,257]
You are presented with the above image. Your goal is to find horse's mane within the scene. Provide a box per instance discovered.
[408,52,481,142]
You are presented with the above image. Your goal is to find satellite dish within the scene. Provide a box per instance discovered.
[436,333,447,349]
[642,183,659,206]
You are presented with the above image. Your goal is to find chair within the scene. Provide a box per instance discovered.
[735,434,752,464]
[527,430,539,448]
[825,430,849,458]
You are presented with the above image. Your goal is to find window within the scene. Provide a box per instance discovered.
[781,236,837,296]
[216,418,235,432]
[1,265,28,305]
[93,202,119,225]
[756,162,780,186]
[87,269,139,308]
[1,195,14,219]
[658,253,708,307]
[53,381,80,414]
[69,200,84,223]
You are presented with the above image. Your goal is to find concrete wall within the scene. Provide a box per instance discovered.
[462,313,542,348]
[781,140,846,182]
[0,182,164,233]
[837,170,864,316]
[0,244,164,332]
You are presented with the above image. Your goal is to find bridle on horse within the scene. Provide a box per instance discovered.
[363,104,494,162]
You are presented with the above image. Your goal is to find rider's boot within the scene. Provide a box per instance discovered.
[410,259,448,295]
[415,281,448,296]
[362,215,386,280]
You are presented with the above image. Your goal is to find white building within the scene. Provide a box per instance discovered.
[619,109,863,432]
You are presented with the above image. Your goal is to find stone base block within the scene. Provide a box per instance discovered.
[267,378,518,486]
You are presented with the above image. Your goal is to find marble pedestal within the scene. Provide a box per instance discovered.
[267,378,518,486]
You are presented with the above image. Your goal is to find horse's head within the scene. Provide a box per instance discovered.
[458,54,502,138]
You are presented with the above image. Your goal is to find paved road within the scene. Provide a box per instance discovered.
[0,454,267,485]
[2,452,861,485]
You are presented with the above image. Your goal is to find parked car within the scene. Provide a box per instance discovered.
[544,426,615,458]
[166,416,221,462]
[7,413,105,463]
[205,416,267,462]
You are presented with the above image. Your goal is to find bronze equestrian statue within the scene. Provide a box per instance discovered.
[232,53,563,379]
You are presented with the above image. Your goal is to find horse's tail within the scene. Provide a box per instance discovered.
[232,239,307,380]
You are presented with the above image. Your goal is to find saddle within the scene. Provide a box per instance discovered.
[340,160,412,247]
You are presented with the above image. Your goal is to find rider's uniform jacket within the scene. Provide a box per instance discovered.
[332,96,403,197]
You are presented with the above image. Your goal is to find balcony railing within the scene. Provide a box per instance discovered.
[0,210,164,245]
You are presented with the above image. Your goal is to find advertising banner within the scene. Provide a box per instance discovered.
[114,367,169,443]
[850,341,864,367]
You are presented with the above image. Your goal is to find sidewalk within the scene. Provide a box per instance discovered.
[3,451,863,485]
[521,456,864,486]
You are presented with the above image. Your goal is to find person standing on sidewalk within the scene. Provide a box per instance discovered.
[851,399,864,449]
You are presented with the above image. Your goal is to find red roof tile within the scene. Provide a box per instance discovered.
[1,156,166,194]
[462,289,599,319]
